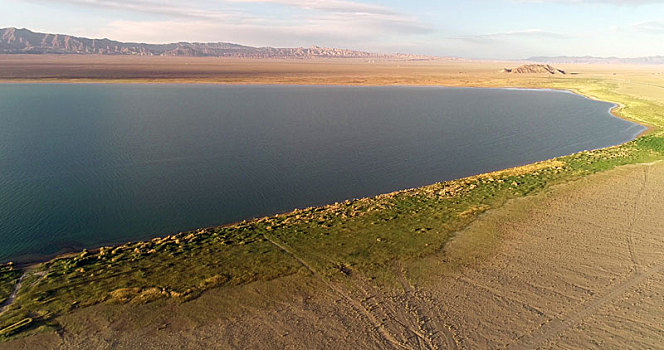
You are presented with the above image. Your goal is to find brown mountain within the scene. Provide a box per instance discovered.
[0,27,388,58]
[502,64,565,75]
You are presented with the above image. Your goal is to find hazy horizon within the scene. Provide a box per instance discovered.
[1,0,663,60]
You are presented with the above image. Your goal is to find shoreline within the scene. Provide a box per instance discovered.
[0,77,656,136]
[560,87,656,137]
[0,82,653,269]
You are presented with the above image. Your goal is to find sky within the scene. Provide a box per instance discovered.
[1,0,663,59]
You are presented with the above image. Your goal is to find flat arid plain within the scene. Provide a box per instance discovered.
[1,56,663,349]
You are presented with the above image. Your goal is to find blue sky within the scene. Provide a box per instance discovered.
[1,0,663,59]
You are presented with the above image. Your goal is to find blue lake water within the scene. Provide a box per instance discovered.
[0,84,645,263]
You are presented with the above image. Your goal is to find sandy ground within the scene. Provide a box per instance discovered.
[0,55,660,87]
[0,55,495,83]
[5,161,663,349]
[0,55,544,87]
[428,160,664,349]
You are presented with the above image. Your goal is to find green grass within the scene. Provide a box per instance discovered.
[2,77,664,340]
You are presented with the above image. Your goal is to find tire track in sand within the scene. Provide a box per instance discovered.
[626,165,652,273]
[395,265,460,350]
[507,163,663,349]
[507,261,664,349]
[262,234,411,350]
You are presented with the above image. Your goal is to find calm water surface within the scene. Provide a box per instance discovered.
[0,84,645,263]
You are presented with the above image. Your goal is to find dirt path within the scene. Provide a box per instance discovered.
[626,166,652,273]
[1,270,48,315]
[0,273,27,315]
[263,234,410,349]
[263,234,461,350]
[509,262,664,349]
[395,265,460,349]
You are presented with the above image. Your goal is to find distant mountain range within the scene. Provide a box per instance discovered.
[528,56,664,65]
[1,27,428,59]
[5,27,659,63]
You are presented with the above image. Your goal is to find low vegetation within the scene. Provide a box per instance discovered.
[0,265,21,306]
[1,75,663,341]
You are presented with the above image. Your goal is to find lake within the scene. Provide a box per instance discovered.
[0,84,645,263]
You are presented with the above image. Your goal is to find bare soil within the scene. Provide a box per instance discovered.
[0,55,514,85]
[426,160,664,349]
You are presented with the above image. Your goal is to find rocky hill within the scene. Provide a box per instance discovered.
[502,64,565,75]
[0,27,394,58]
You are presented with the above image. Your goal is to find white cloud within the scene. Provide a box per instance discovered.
[630,19,664,32]
[516,0,664,4]
[453,29,570,43]
[24,0,237,20]
[609,19,664,35]
[479,29,570,39]
[227,0,398,15]
[92,14,428,49]
[24,0,431,47]
[27,0,418,22]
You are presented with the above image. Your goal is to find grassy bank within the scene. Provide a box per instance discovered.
[0,266,21,306]
[1,76,663,340]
